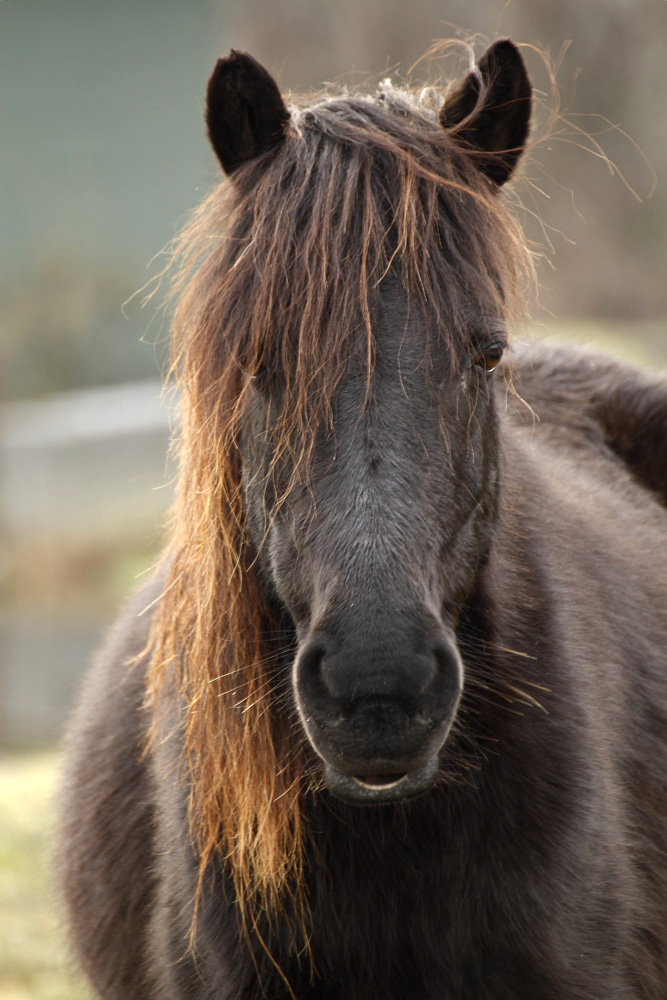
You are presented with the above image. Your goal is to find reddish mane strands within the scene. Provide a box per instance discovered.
[145,77,535,930]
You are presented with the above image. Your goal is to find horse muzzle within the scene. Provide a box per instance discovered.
[293,626,463,804]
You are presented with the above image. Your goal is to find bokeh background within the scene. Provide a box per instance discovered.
[1,2,666,997]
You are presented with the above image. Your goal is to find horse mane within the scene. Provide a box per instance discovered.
[145,66,535,939]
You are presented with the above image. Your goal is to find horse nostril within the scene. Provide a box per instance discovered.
[298,641,326,677]
[294,638,332,713]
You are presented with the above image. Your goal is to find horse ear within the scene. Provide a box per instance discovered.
[206,50,290,176]
[439,39,531,186]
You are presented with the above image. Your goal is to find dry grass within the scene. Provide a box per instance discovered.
[0,752,92,1000]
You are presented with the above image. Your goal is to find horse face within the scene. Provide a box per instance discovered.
[242,279,504,804]
[210,41,529,804]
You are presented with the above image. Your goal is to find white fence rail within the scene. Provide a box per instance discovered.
[1,380,175,546]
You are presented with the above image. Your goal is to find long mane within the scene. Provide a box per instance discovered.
[146,72,534,936]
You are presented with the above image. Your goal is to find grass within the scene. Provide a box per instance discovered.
[0,752,92,1000]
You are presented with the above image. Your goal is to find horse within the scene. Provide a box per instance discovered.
[57,40,667,999]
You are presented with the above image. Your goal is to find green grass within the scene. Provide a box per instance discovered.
[0,753,92,1000]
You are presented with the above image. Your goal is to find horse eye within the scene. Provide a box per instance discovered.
[249,365,272,389]
[472,343,504,375]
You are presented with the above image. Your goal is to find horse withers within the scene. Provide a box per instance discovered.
[57,40,667,999]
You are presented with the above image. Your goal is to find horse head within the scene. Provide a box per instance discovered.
[202,42,532,806]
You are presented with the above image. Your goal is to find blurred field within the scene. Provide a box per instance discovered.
[529,319,667,370]
[0,753,92,1000]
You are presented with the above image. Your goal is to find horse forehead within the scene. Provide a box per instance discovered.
[338,326,434,416]
[372,276,488,368]
[332,344,442,458]
[328,294,453,430]
[358,280,430,376]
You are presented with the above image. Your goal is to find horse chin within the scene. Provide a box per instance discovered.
[323,755,440,805]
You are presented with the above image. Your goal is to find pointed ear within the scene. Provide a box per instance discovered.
[439,40,531,186]
[205,50,290,176]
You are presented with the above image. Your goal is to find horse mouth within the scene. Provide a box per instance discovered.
[324,756,440,804]
[354,773,407,789]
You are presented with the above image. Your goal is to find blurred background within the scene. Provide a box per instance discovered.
[1,1,666,997]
